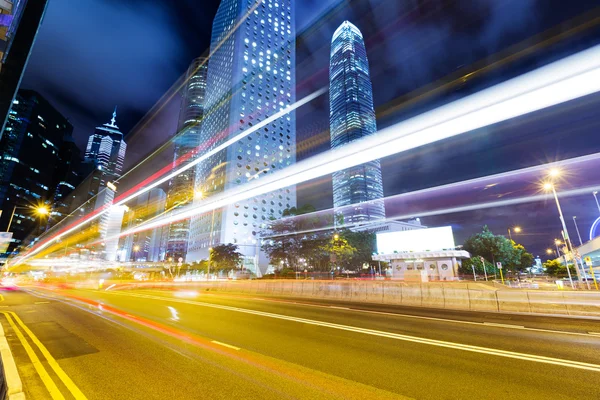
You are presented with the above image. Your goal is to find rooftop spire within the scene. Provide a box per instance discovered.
[108,106,118,127]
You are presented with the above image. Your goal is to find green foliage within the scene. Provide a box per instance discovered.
[543,259,571,277]
[320,235,357,269]
[462,226,534,274]
[209,244,243,271]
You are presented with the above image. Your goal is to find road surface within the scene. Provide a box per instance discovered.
[1,285,599,399]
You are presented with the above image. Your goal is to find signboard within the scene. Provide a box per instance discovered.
[496,262,502,269]
[376,226,455,254]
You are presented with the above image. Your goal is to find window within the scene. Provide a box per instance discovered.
[441,264,449,271]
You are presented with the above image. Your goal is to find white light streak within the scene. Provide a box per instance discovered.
[113,45,600,240]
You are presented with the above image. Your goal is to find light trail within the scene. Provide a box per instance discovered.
[14,44,600,265]
[104,44,600,240]
[11,88,327,265]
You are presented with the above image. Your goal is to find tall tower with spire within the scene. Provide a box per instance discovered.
[84,107,127,185]
[329,21,385,225]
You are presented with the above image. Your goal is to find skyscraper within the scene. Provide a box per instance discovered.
[0,0,49,136]
[329,21,385,225]
[0,90,73,251]
[165,57,208,261]
[187,0,297,273]
[84,108,127,186]
[82,109,127,260]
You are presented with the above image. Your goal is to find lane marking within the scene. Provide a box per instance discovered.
[99,291,600,373]
[35,301,50,305]
[0,294,4,302]
[1,312,65,400]
[7,311,88,399]
[143,289,600,339]
[211,340,241,350]
[329,306,350,310]
[483,322,525,329]
[589,332,600,336]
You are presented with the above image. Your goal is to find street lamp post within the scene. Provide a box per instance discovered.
[594,191,600,213]
[555,239,574,289]
[6,205,49,232]
[544,169,588,288]
[572,216,583,246]
[507,226,521,242]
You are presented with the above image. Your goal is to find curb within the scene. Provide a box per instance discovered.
[0,321,25,399]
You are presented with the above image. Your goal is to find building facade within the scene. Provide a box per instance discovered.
[119,188,166,262]
[0,90,73,251]
[329,21,385,225]
[0,0,49,136]
[187,0,297,275]
[165,57,208,261]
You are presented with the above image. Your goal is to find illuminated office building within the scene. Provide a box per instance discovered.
[329,21,385,225]
[187,0,297,274]
[0,0,49,136]
[0,90,72,252]
[84,108,126,186]
[165,57,207,261]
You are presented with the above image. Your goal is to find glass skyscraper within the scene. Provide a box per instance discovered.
[165,57,208,261]
[329,21,385,225]
[187,0,296,274]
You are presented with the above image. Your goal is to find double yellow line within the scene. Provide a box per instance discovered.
[0,310,87,400]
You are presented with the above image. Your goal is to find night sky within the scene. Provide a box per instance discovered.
[19,0,600,257]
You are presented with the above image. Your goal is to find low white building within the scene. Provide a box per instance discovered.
[372,226,470,281]
[373,250,470,281]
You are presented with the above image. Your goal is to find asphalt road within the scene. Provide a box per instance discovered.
[1,286,600,400]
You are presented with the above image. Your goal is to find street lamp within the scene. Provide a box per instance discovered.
[546,248,554,256]
[507,226,521,242]
[133,245,140,261]
[544,171,584,287]
[5,204,49,232]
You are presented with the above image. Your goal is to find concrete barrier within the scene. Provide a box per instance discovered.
[468,290,498,312]
[496,290,531,313]
[382,282,403,305]
[99,279,600,318]
[527,291,568,315]
[442,284,470,310]
[366,282,384,304]
[421,284,445,309]
[401,285,422,307]
[564,292,600,316]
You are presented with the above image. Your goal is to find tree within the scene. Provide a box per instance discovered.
[209,244,243,271]
[320,235,357,270]
[341,230,377,270]
[543,259,570,277]
[462,226,533,276]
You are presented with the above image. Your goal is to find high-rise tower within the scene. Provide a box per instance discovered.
[165,57,208,261]
[329,21,385,225]
[187,0,297,274]
[84,108,126,185]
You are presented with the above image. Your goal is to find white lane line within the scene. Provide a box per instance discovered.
[102,291,600,373]
[211,340,241,350]
[483,322,525,329]
[195,291,599,339]
[589,332,600,336]
[329,306,350,310]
